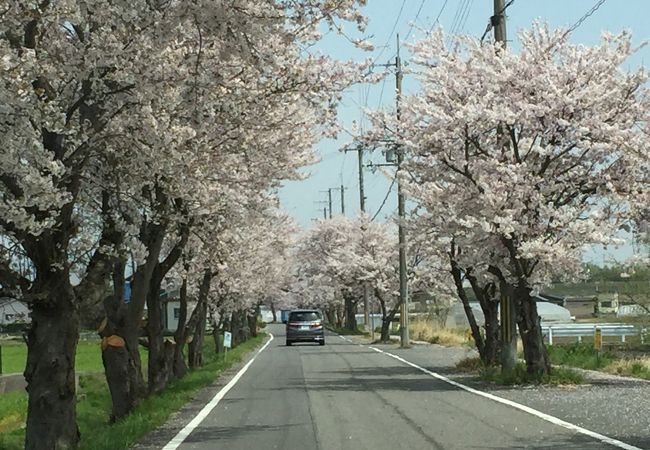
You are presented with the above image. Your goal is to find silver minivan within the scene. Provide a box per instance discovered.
[285,309,325,346]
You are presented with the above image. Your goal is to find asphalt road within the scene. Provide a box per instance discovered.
[169,325,628,450]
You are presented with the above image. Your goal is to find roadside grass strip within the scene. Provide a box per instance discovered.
[0,335,264,450]
[162,333,275,450]
[368,345,642,450]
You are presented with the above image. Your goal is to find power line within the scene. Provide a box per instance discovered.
[371,0,407,66]
[430,0,449,31]
[480,0,516,43]
[371,174,397,221]
[547,0,608,51]
[403,0,427,43]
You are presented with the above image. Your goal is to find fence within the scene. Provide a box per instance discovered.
[541,323,641,345]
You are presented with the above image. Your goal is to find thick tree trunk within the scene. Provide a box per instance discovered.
[146,273,169,395]
[324,307,335,326]
[24,272,80,450]
[247,306,259,338]
[188,299,207,369]
[500,236,550,376]
[336,303,344,328]
[146,220,190,394]
[231,309,249,346]
[482,299,500,366]
[343,292,357,331]
[100,274,142,423]
[376,290,400,342]
[270,302,277,323]
[171,277,189,380]
[516,285,550,376]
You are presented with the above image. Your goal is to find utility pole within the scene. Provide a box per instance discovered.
[346,144,371,331]
[395,34,410,348]
[327,188,333,219]
[494,0,516,372]
[323,207,327,220]
[332,185,346,216]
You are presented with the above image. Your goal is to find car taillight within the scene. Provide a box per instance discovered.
[288,323,300,328]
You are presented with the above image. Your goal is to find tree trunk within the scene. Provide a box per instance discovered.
[500,236,550,376]
[24,272,80,450]
[171,277,189,380]
[247,306,259,338]
[516,285,550,376]
[188,301,207,369]
[343,292,357,331]
[376,289,400,342]
[231,309,249,346]
[450,257,486,361]
[146,220,191,394]
[100,282,141,423]
[270,302,277,323]
[99,209,169,417]
[467,272,500,366]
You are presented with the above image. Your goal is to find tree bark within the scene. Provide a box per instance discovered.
[187,275,209,369]
[24,271,80,450]
[466,271,500,366]
[343,291,357,331]
[375,289,400,342]
[102,212,168,413]
[146,218,190,395]
[247,305,259,338]
[449,257,486,361]
[515,285,550,376]
[188,302,207,369]
[171,277,189,380]
[501,236,550,376]
[270,302,277,323]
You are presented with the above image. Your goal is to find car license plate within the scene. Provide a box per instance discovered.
[300,325,309,331]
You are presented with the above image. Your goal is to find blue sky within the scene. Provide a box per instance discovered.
[279,0,650,265]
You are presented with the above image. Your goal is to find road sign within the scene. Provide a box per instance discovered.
[224,331,232,349]
[594,327,603,351]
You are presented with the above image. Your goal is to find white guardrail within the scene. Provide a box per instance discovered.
[541,323,642,345]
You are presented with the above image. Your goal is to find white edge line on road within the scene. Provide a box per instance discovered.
[161,333,275,450]
[368,346,642,450]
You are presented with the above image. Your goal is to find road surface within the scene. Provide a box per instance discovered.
[165,325,633,450]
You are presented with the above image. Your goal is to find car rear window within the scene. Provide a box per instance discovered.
[289,311,320,322]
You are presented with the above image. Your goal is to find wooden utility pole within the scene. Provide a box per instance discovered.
[494,0,516,372]
[327,188,333,219]
[395,34,410,348]
[345,143,370,330]
[340,184,345,215]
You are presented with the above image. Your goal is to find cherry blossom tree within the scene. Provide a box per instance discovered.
[367,24,650,375]
[1,0,369,445]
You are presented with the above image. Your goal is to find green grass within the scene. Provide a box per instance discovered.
[0,338,148,374]
[454,356,585,385]
[547,343,616,370]
[0,334,265,450]
[480,363,585,385]
[326,324,369,336]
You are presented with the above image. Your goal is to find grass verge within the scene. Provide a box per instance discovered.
[0,338,148,374]
[0,334,265,450]
[455,357,585,385]
[548,343,650,380]
[326,325,368,336]
[410,320,470,346]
